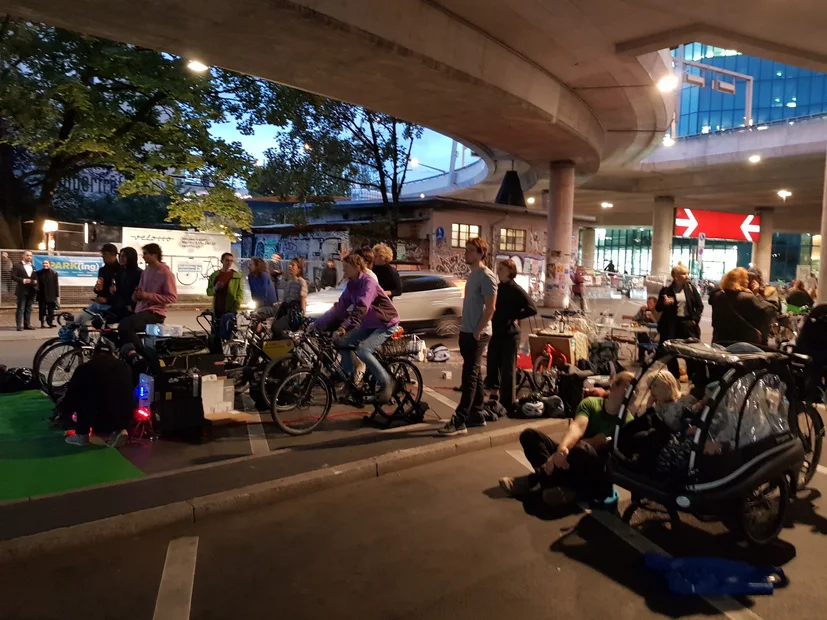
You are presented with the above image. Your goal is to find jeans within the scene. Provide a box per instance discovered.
[519,428,612,500]
[15,290,36,328]
[486,333,519,409]
[456,331,489,425]
[338,325,397,389]
[78,302,112,343]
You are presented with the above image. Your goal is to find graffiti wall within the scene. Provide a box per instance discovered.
[495,253,546,302]
[431,237,471,278]
[349,235,429,265]
[251,230,350,286]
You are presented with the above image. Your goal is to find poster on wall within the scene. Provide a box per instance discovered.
[121,227,230,295]
[32,255,103,287]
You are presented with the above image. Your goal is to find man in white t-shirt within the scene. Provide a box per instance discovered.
[11,251,38,331]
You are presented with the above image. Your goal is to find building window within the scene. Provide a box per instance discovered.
[499,228,526,252]
[451,223,480,248]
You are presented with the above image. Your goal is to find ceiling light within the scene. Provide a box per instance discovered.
[303,143,312,151]
[748,154,761,164]
[777,189,792,200]
[657,75,679,92]
[187,60,209,73]
[757,125,768,131]
[601,202,614,209]
[776,71,783,77]
[786,101,797,108]
[662,134,675,147]
[419,193,425,199]
[526,197,536,205]
[701,125,711,134]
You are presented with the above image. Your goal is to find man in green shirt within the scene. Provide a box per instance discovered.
[499,371,634,505]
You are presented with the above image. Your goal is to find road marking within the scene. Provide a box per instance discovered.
[423,386,458,410]
[380,420,444,434]
[504,450,765,620]
[246,413,270,456]
[817,464,827,476]
[153,536,199,620]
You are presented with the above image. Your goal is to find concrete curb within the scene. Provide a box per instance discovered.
[0,418,566,562]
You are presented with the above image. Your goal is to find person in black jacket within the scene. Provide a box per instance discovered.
[36,259,60,328]
[372,243,403,299]
[709,267,776,345]
[786,279,815,309]
[78,243,121,341]
[656,264,703,342]
[11,250,38,331]
[320,259,339,289]
[108,247,143,322]
[486,259,537,410]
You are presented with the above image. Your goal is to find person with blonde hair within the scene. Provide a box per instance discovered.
[656,263,703,343]
[709,266,775,345]
[372,243,402,299]
[648,371,684,431]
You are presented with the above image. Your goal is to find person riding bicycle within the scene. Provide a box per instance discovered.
[312,253,400,405]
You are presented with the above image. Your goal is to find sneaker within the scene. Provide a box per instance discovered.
[499,475,536,497]
[438,416,468,436]
[107,429,129,448]
[24,325,36,330]
[541,486,578,507]
[365,384,393,406]
[65,433,90,446]
[466,415,487,428]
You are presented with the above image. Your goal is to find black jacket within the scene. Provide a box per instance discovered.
[786,289,814,308]
[492,279,537,336]
[36,269,59,304]
[320,266,338,289]
[112,266,143,312]
[94,262,121,305]
[10,262,38,297]
[709,288,776,345]
[60,353,135,434]
[656,281,703,340]
[373,263,403,298]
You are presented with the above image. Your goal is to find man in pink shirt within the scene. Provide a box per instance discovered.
[118,243,178,355]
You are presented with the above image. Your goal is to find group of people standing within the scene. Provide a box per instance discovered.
[10,250,60,330]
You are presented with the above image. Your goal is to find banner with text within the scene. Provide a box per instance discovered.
[121,227,230,295]
[32,255,103,287]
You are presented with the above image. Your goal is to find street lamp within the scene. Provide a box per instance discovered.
[657,75,679,92]
[43,219,58,253]
[408,158,447,174]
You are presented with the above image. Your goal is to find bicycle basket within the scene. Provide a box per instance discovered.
[379,333,422,359]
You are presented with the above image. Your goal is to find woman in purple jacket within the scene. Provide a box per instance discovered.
[313,253,400,404]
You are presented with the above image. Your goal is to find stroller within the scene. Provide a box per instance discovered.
[611,340,805,546]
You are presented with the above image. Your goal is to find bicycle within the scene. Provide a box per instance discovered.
[45,322,120,402]
[270,327,423,435]
[789,352,825,489]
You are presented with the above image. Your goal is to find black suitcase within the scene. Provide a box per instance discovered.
[151,370,206,438]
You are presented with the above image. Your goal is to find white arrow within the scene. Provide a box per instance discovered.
[675,208,697,237]
[740,214,761,242]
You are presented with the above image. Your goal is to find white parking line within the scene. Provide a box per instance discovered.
[505,451,765,620]
[153,536,199,620]
[246,413,270,456]
[423,386,459,411]
[817,464,827,476]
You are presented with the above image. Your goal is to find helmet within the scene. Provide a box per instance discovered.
[427,344,451,363]
[521,400,545,418]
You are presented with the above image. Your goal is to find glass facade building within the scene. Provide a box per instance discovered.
[674,43,827,137]
[584,229,816,284]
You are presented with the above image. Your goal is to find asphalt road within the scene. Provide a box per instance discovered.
[2,446,825,620]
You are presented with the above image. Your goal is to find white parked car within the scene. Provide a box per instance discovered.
[305,271,464,336]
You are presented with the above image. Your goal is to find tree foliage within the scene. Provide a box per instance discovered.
[252,95,423,235]
[0,16,280,246]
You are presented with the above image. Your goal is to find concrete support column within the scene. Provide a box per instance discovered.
[819,154,827,304]
[544,161,575,309]
[581,227,596,271]
[651,196,675,279]
[751,207,774,280]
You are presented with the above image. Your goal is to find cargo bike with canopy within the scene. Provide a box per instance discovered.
[610,341,808,546]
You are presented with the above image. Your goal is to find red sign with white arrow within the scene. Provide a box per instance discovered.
[674,208,761,242]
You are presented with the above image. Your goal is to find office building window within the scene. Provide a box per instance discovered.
[451,223,480,248]
[499,228,526,252]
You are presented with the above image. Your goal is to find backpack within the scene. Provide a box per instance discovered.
[427,344,451,363]
[589,340,621,376]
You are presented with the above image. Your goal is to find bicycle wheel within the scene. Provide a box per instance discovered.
[33,337,63,369]
[370,358,424,420]
[35,341,81,390]
[259,354,304,409]
[532,355,558,394]
[798,405,825,489]
[271,369,332,435]
[46,347,93,402]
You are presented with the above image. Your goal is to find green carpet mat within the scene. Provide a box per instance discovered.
[0,391,143,501]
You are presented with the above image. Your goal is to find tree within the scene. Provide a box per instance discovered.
[256,96,423,237]
[0,16,281,247]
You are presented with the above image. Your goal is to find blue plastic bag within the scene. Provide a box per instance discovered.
[644,553,784,596]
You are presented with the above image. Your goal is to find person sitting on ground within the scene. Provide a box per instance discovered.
[312,253,400,404]
[372,243,402,299]
[499,371,634,506]
[709,267,775,346]
[247,257,278,310]
[78,243,121,342]
[320,258,339,289]
[62,341,135,447]
[786,279,815,312]
[107,247,143,322]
